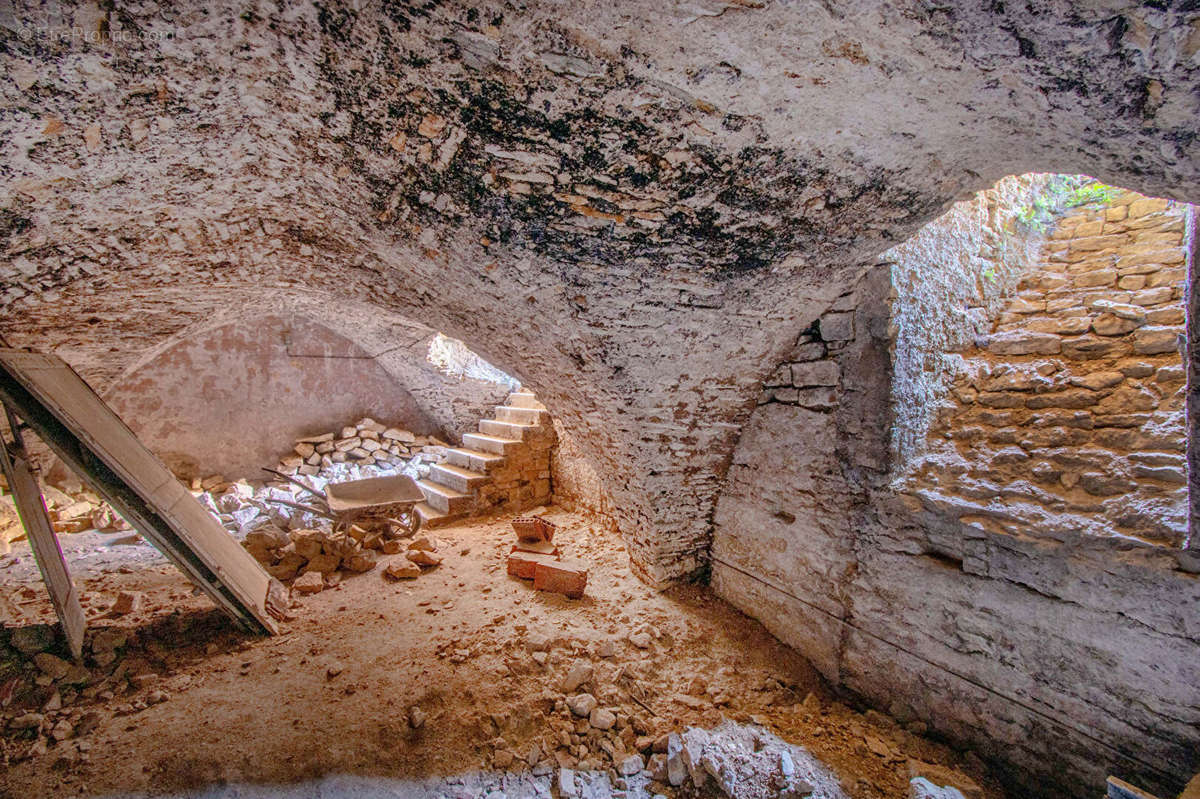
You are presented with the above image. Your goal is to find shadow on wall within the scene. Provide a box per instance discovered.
[101,314,440,480]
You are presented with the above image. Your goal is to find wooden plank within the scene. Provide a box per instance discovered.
[0,349,278,635]
[0,412,85,660]
[1107,776,1162,799]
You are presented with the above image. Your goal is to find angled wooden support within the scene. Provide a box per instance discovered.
[0,404,86,659]
[0,349,281,636]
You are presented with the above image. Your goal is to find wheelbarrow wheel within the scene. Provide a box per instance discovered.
[408,507,422,537]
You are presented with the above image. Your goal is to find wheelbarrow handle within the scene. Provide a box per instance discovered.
[260,497,338,521]
[261,467,328,503]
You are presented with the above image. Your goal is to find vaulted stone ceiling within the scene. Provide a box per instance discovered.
[2,0,1198,582]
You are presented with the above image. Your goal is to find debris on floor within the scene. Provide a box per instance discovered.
[0,511,1004,799]
[507,516,589,598]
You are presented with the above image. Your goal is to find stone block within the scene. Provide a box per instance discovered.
[796,387,837,410]
[985,331,1061,356]
[1130,287,1174,306]
[1074,269,1117,288]
[819,312,854,341]
[977,392,1026,409]
[791,360,839,386]
[1127,197,1170,217]
[1091,314,1141,336]
[1025,390,1099,410]
[1132,327,1180,355]
[1061,336,1130,360]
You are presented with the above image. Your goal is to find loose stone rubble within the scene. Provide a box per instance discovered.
[272,416,444,477]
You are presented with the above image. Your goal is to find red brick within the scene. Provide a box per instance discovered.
[506,550,560,579]
[512,516,557,543]
[533,559,588,598]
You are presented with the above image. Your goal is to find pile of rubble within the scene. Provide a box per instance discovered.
[273,417,448,477]
[238,522,446,595]
[1,478,130,555]
[505,517,588,599]
[0,613,227,769]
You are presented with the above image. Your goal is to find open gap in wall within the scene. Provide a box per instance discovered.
[888,174,1191,549]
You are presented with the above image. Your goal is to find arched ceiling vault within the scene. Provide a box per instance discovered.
[2,0,1198,582]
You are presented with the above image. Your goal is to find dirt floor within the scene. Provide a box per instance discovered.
[0,508,1003,799]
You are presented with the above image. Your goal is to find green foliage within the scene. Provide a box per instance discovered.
[1011,175,1119,234]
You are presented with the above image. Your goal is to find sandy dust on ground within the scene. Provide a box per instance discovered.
[0,508,1003,799]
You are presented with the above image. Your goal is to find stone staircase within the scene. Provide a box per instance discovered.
[415,390,555,527]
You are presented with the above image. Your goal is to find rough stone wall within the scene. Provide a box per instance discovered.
[712,185,1200,798]
[906,191,1190,546]
[549,420,612,519]
[885,174,1059,466]
[476,415,555,514]
[4,1,1200,585]
[100,313,437,479]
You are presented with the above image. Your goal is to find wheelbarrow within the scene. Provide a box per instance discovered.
[261,469,424,537]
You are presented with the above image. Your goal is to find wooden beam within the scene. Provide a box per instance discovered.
[0,349,279,635]
[0,405,85,659]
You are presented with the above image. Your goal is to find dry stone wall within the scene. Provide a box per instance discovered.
[712,182,1200,799]
[906,192,1189,546]
[475,415,555,514]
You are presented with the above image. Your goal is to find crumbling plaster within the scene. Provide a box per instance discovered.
[101,313,441,480]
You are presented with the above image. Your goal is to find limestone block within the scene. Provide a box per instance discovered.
[985,331,1061,356]
[819,312,854,341]
[1132,327,1180,355]
[790,360,839,387]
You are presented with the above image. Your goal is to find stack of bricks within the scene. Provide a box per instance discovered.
[505,516,588,598]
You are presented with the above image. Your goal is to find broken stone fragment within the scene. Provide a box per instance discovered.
[33,653,72,680]
[558,767,577,797]
[11,625,56,655]
[589,707,616,730]
[567,693,597,717]
[292,571,324,594]
[409,535,438,552]
[290,529,327,560]
[619,753,644,775]
[382,427,416,443]
[343,550,377,573]
[110,591,144,616]
[302,553,341,575]
[909,777,967,799]
[561,661,593,693]
[384,561,421,580]
[406,549,443,567]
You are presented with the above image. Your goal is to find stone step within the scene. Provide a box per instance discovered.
[417,479,474,515]
[430,462,490,493]
[508,391,546,410]
[479,418,535,440]
[446,447,506,472]
[494,405,547,425]
[415,501,463,529]
[463,432,523,455]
